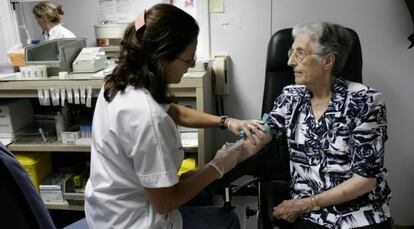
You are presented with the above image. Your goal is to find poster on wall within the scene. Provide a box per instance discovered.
[98,0,133,24]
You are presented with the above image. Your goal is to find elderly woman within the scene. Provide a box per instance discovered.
[267,22,392,228]
[32,2,76,41]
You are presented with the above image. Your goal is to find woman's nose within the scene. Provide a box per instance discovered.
[287,54,296,67]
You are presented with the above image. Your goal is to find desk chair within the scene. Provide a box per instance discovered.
[0,143,88,229]
[211,27,362,229]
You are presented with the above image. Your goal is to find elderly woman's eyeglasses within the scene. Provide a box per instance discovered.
[176,56,197,67]
[288,48,322,63]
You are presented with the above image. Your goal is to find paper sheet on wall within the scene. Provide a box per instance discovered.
[98,0,133,24]
[209,0,224,13]
[172,0,196,19]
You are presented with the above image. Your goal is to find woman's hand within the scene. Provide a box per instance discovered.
[227,118,266,144]
[273,198,312,223]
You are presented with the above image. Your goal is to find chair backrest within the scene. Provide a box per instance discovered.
[0,144,56,229]
[258,28,363,229]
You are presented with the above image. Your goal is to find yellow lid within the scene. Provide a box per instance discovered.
[178,157,197,176]
[15,152,45,165]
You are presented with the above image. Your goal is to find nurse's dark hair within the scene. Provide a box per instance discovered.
[33,2,64,24]
[292,21,353,76]
[104,3,199,103]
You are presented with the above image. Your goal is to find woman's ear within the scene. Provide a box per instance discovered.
[322,53,335,70]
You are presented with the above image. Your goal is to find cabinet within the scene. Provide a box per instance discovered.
[0,70,213,210]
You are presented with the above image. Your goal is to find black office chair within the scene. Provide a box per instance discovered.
[211,27,362,229]
[0,143,88,229]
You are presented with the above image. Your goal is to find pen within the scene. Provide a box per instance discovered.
[38,128,48,143]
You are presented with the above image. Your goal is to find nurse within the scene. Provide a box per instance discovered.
[32,2,76,41]
[84,3,271,229]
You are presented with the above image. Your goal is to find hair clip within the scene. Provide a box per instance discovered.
[134,10,146,31]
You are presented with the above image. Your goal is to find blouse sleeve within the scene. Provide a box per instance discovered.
[267,86,297,136]
[350,89,388,178]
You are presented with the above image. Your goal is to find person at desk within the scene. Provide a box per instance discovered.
[265,22,392,228]
[32,2,76,41]
[84,4,271,229]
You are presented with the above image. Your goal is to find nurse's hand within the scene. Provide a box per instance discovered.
[208,141,243,178]
[227,118,266,144]
[236,127,271,163]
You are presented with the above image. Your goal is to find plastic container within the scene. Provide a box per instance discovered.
[8,48,26,67]
[25,38,86,75]
[178,157,197,176]
[55,112,65,142]
[94,24,128,39]
[19,65,48,80]
[15,152,53,192]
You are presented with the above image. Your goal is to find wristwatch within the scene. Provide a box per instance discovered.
[310,195,321,211]
[219,116,228,129]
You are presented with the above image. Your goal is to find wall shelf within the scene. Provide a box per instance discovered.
[45,202,84,211]
[3,71,213,163]
[3,70,213,210]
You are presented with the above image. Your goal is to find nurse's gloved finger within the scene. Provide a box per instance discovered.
[248,119,266,131]
[242,126,252,136]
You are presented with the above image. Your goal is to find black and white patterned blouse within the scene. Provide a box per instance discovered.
[267,77,391,229]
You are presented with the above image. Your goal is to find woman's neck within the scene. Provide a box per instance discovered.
[309,76,335,99]
[45,22,58,32]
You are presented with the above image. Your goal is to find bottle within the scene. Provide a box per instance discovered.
[55,111,65,142]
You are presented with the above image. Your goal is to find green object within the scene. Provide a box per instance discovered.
[239,113,272,137]
[261,113,272,135]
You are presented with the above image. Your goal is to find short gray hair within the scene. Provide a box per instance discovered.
[292,21,353,76]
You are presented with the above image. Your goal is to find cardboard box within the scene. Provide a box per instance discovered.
[39,169,73,203]
[61,131,80,144]
[15,152,52,192]
[8,48,26,67]
[0,99,34,140]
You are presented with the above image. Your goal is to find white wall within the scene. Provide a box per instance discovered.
[0,21,8,64]
[210,0,272,144]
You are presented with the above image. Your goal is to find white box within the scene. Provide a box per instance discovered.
[40,171,72,203]
[61,131,80,144]
[0,99,34,139]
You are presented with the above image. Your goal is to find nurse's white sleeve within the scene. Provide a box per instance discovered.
[130,109,183,188]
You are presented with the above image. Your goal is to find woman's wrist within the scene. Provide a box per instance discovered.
[305,195,321,213]
[218,116,228,129]
[226,117,233,130]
